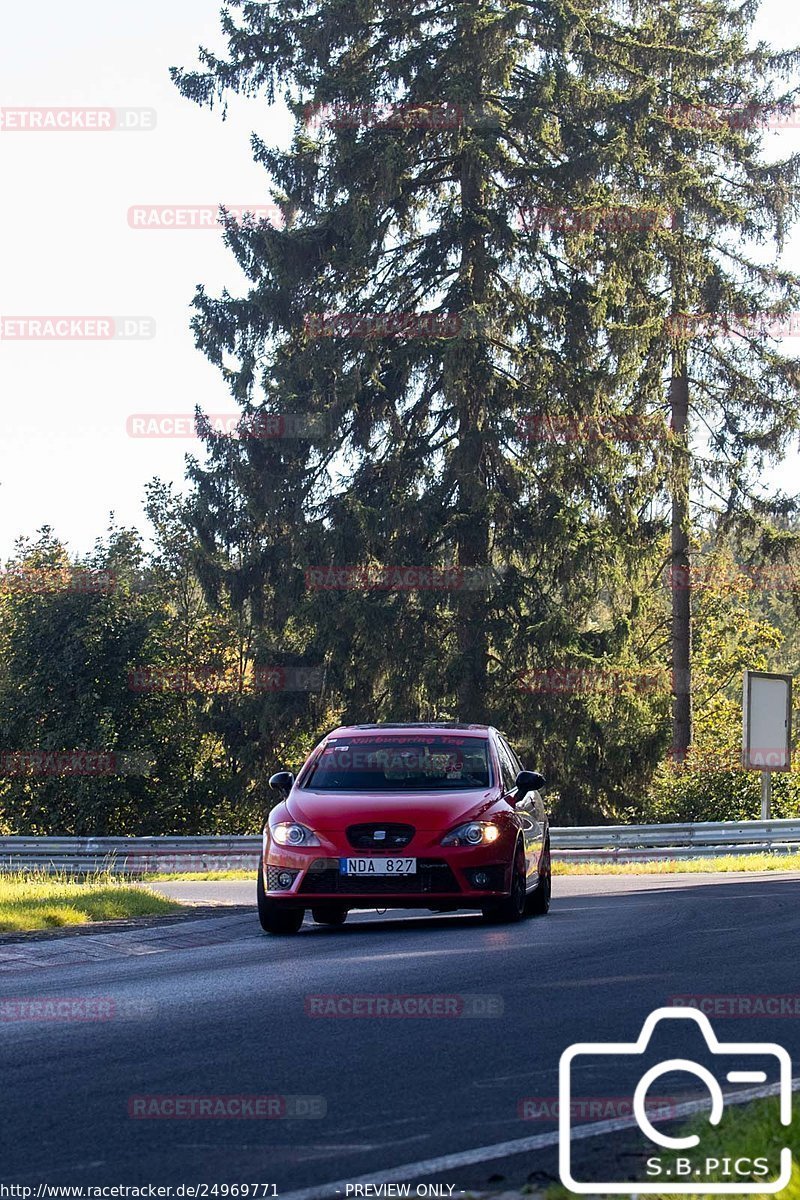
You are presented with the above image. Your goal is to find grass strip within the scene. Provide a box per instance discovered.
[141,853,800,882]
[548,1096,799,1199]
[552,851,800,875]
[0,870,181,932]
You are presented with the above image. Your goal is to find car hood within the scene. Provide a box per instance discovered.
[284,788,499,832]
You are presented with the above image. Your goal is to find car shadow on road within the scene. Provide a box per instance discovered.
[300,909,531,936]
[295,873,800,938]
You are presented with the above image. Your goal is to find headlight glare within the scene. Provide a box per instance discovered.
[441,821,501,847]
[271,822,320,847]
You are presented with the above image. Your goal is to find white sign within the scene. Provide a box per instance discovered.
[742,671,792,771]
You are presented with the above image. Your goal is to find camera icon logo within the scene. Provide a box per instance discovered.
[559,1006,792,1193]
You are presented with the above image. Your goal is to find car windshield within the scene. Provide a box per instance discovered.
[303,737,492,790]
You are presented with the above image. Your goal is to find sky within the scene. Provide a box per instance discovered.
[1,0,799,561]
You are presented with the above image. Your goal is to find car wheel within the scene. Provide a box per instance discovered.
[311,904,348,927]
[482,846,526,924]
[257,866,304,935]
[526,838,551,917]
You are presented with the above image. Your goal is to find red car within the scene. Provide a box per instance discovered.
[257,723,551,935]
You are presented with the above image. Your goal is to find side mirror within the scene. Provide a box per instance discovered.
[515,769,546,798]
[269,770,295,797]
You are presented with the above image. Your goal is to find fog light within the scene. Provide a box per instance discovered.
[472,871,490,887]
[277,871,294,888]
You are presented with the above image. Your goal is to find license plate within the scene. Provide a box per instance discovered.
[340,857,416,876]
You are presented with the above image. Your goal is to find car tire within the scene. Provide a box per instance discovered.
[482,846,526,924]
[526,838,551,917]
[257,866,304,935]
[311,905,348,927]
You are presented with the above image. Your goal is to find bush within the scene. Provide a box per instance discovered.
[635,752,800,823]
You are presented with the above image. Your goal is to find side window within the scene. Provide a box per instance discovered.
[495,737,518,793]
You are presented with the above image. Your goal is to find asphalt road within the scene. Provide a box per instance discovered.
[1,872,799,1197]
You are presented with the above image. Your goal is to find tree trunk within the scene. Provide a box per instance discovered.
[670,348,692,762]
[454,411,489,722]
[453,139,490,723]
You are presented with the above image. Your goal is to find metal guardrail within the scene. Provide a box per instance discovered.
[549,818,800,861]
[1,819,799,872]
[0,837,261,875]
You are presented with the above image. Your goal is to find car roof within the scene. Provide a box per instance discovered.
[327,723,495,739]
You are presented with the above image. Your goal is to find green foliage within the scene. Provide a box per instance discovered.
[0,516,254,835]
[0,871,179,933]
[169,0,689,819]
[166,0,800,823]
[633,542,800,822]
[641,751,800,823]
[3,1,800,833]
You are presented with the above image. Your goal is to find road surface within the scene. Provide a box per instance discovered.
[1,872,798,1196]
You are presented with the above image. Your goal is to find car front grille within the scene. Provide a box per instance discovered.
[346,822,415,849]
[299,858,461,895]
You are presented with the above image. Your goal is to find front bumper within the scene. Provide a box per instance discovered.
[263,843,513,907]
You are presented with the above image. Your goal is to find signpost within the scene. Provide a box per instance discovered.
[742,670,793,819]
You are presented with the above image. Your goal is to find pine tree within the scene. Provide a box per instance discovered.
[171,0,666,762]
[585,0,800,759]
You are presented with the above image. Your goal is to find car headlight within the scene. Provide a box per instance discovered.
[270,822,320,847]
[441,821,500,847]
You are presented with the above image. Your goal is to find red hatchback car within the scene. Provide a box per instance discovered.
[257,723,551,934]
